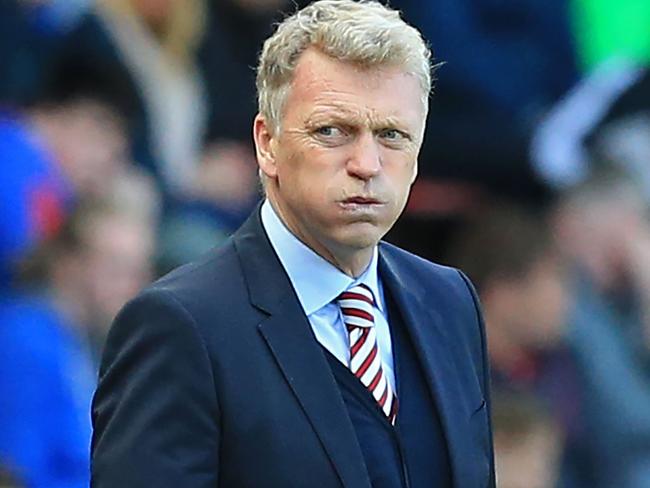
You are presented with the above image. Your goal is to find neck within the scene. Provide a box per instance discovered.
[327,247,374,278]
[267,197,374,278]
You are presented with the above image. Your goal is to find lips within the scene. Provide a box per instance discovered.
[342,196,382,205]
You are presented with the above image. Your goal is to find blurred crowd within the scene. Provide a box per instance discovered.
[1,0,650,487]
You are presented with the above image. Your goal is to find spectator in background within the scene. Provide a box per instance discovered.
[448,203,569,391]
[492,390,563,488]
[0,64,128,288]
[58,0,208,197]
[0,193,156,488]
[447,202,588,488]
[148,0,295,271]
[553,169,650,488]
[65,178,158,361]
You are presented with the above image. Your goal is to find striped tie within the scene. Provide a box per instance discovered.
[338,284,398,424]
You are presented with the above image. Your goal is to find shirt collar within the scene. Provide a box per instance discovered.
[260,199,384,316]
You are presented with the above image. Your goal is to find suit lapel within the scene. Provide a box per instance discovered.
[233,207,371,488]
[379,245,474,488]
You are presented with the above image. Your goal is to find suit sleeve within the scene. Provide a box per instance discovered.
[457,270,497,488]
[91,289,220,487]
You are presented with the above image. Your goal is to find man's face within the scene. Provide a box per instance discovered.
[255,48,425,262]
[511,255,568,349]
[57,101,128,198]
[82,215,154,328]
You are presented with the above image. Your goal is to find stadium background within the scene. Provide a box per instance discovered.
[1,0,650,486]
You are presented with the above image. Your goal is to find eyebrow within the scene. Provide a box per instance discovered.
[305,106,409,131]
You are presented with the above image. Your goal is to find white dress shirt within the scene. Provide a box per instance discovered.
[260,200,396,393]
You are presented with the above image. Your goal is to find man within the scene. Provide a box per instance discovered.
[448,203,584,486]
[0,65,127,287]
[0,194,155,488]
[91,1,495,486]
[553,171,650,488]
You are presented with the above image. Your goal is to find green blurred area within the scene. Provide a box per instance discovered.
[573,0,650,70]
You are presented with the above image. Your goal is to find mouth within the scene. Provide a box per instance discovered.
[340,196,383,205]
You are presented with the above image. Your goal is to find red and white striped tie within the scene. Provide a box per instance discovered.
[338,284,398,424]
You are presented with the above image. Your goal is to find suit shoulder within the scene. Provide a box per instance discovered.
[379,241,483,325]
[149,240,241,299]
[379,241,466,289]
[124,240,250,329]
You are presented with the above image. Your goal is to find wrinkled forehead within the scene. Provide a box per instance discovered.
[284,50,426,128]
[294,49,425,94]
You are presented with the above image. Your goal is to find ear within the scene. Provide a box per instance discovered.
[253,113,278,179]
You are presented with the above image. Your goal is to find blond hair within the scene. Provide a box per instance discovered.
[256,0,433,133]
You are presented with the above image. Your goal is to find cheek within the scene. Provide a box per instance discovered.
[384,152,416,179]
[281,151,339,195]
[385,161,416,201]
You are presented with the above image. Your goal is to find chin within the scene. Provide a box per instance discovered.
[334,224,385,250]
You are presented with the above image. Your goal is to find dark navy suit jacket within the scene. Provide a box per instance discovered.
[91,207,495,487]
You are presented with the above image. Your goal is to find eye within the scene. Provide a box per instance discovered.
[315,126,344,137]
[378,128,408,141]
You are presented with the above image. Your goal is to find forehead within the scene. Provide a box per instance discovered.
[285,48,425,126]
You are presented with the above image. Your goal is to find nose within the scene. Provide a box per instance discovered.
[346,133,381,180]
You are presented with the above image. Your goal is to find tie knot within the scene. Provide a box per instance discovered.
[338,284,375,329]
[338,283,375,305]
